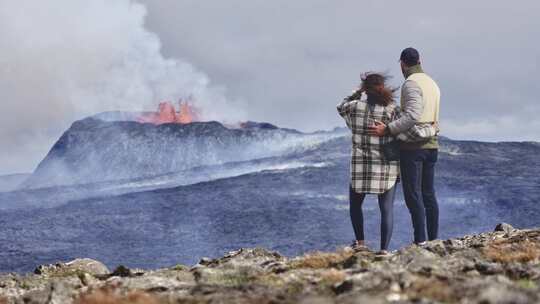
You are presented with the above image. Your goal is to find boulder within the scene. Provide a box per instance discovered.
[494,223,516,234]
[34,258,109,277]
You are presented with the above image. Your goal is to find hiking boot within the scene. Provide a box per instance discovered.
[415,241,428,248]
[349,240,370,252]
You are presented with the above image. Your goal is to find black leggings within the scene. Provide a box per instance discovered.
[349,184,396,251]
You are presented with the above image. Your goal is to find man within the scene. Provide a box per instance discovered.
[369,47,441,245]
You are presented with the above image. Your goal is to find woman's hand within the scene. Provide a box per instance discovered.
[345,86,365,101]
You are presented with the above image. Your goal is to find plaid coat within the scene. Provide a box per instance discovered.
[337,98,400,194]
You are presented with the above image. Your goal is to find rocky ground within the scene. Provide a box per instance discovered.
[1,223,540,304]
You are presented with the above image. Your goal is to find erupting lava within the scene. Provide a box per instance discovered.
[138,99,201,125]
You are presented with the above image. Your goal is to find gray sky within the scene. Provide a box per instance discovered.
[141,0,540,136]
[1,0,539,175]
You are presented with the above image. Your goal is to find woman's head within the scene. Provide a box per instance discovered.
[360,72,396,106]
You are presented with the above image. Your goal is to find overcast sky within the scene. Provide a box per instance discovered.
[140,0,540,136]
[1,1,539,174]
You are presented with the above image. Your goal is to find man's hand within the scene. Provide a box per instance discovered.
[368,121,387,137]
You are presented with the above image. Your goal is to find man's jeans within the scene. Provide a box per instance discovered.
[400,149,439,243]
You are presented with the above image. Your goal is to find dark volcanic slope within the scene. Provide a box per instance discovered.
[22,118,329,189]
[1,135,539,273]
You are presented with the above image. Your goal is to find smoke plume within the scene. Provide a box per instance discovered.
[0,0,246,175]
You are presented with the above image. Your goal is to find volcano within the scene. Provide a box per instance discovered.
[21,114,339,189]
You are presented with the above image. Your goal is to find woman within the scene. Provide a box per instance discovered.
[336,73,400,254]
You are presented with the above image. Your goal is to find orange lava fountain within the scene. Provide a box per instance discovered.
[137,99,201,125]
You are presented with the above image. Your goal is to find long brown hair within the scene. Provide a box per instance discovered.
[360,72,397,106]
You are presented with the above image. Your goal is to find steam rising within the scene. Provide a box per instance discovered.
[0,0,246,174]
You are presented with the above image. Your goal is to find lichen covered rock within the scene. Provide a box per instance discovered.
[34,258,109,277]
[2,224,540,303]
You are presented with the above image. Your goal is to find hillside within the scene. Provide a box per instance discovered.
[1,124,539,274]
[22,118,334,189]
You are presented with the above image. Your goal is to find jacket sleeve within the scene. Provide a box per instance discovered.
[390,105,401,123]
[336,98,359,129]
[387,80,424,135]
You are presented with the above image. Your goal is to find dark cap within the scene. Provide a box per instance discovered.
[399,47,420,66]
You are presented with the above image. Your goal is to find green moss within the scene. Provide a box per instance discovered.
[254,273,284,287]
[359,259,370,268]
[199,267,256,287]
[285,281,305,295]
[172,264,189,271]
[220,272,252,286]
[19,281,31,290]
[50,269,87,279]
[517,279,537,290]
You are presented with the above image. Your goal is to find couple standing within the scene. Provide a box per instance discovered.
[337,47,440,254]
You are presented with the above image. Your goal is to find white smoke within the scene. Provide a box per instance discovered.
[0,0,246,175]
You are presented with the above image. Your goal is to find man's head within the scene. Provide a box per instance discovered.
[399,47,420,73]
